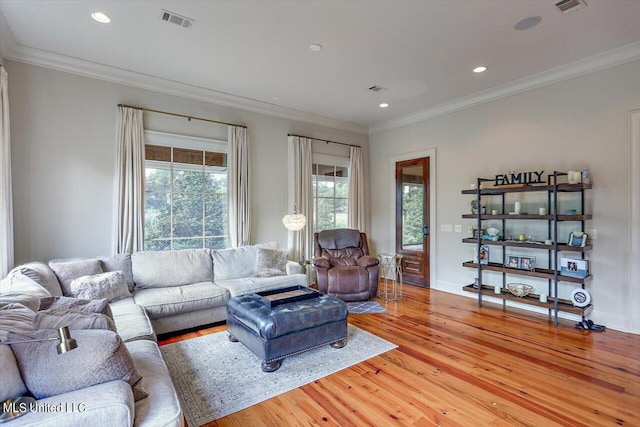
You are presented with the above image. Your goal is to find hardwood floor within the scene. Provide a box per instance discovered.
[158,285,640,426]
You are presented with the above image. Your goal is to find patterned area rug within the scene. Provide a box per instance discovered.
[160,325,396,426]
[346,301,388,314]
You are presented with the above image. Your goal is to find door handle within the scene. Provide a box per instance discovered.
[423,224,429,237]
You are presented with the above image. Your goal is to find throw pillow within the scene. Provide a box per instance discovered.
[8,329,148,401]
[68,271,131,303]
[254,247,288,278]
[0,303,36,341]
[0,272,52,300]
[34,308,116,332]
[100,254,134,292]
[8,262,64,296]
[38,296,113,319]
[49,259,103,296]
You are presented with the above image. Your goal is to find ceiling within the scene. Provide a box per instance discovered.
[1,0,640,134]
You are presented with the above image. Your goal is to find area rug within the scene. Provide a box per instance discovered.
[346,301,387,314]
[160,324,396,426]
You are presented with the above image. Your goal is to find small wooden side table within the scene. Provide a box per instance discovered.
[377,253,403,301]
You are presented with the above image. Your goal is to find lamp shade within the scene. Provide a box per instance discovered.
[282,213,307,231]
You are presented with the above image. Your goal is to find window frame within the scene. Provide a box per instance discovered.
[144,130,228,251]
[312,154,350,233]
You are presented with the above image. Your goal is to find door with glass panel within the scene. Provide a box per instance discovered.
[395,157,430,286]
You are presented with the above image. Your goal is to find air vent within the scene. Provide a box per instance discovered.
[554,0,587,14]
[368,85,388,93]
[161,9,194,28]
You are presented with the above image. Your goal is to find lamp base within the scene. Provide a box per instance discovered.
[0,396,36,423]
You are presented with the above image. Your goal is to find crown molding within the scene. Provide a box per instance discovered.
[370,40,640,135]
[0,36,368,136]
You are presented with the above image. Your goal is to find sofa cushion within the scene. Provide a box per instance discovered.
[68,271,131,303]
[100,253,134,292]
[8,329,147,401]
[0,344,28,403]
[215,273,308,297]
[212,245,258,280]
[133,282,228,319]
[132,249,212,289]
[0,292,40,313]
[109,297,156,342]
[34,308,116,332]
[39,296,113,319]
[49,259,103,296]
[126,339,183,427]
[9,262,63,296]
[254,247,288,278]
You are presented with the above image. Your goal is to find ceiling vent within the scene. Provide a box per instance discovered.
[554,0,587,14]
[368,85,388,93]
[161,9,194,28]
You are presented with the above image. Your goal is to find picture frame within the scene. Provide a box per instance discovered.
[506,255,520,269]
[560,257,589,279]
[519,256,536,271]
[474,245,489,265]
[568,231,588,247]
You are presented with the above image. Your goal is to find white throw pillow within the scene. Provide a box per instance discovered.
[254,248,289,278]
[49,259,103,296]
[68,271,131,303]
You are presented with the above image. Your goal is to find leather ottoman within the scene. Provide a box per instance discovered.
[226,290,348,372]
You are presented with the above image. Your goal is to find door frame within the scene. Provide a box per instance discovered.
[389,148,437,289]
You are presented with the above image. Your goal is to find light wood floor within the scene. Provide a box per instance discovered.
[158,285,639,426]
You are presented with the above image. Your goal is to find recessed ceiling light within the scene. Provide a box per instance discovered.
[379,103,389,108]
[309,44,323,52]
[514,16,541,31]
[91,12,111,23]
[473,66,488,73]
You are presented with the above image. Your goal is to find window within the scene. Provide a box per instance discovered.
[312,156,349,233]
[144,131,228,251]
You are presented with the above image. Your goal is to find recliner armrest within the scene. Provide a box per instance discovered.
[357,255,380,268]
[312,258,330,269]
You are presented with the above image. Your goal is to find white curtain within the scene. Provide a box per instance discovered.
[113,106,145,254]
[287,136,313,263]
[348,146,365,231]
[228,126,250,247]
[0,66,13,277]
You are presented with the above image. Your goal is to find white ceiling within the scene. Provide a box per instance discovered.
[1,0,640,134]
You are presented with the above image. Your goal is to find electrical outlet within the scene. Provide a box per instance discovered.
[587,229,597,239]
[441,224,453,232]
[454,225,463,233]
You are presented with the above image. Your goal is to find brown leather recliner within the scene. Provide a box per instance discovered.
[313,229,379,301]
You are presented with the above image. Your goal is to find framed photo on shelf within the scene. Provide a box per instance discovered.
[506,255,520,269]
[560,257,589,279]
[519,256,536,271]
[474,245,489,265]
[568,231,588,247]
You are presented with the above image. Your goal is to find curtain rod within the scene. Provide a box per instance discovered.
[118,104,247,129]
[288,134,359,148]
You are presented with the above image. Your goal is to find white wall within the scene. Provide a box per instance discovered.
[369,59,640,334]
[6,60,369,263]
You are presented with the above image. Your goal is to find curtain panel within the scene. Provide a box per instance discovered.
[287,136,313,263]
[0,66,13,277]
[228,126,250,247]
[112,106,145,254]
[348,146,366,232]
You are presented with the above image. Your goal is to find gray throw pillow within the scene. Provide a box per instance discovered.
[68,271,131,303]
[34,308,116,332]
[38,296,113,320]
[254,248,288,278]
[49,259,103,296]
[0,303,36,341]
[8,329,148,401]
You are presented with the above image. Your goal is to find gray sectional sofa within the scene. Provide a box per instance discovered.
[0,244,307,426]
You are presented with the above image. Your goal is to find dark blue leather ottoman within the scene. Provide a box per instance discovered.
[226,290,348,372]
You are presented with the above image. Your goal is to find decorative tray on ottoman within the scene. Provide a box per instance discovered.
[257,285,320,307]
